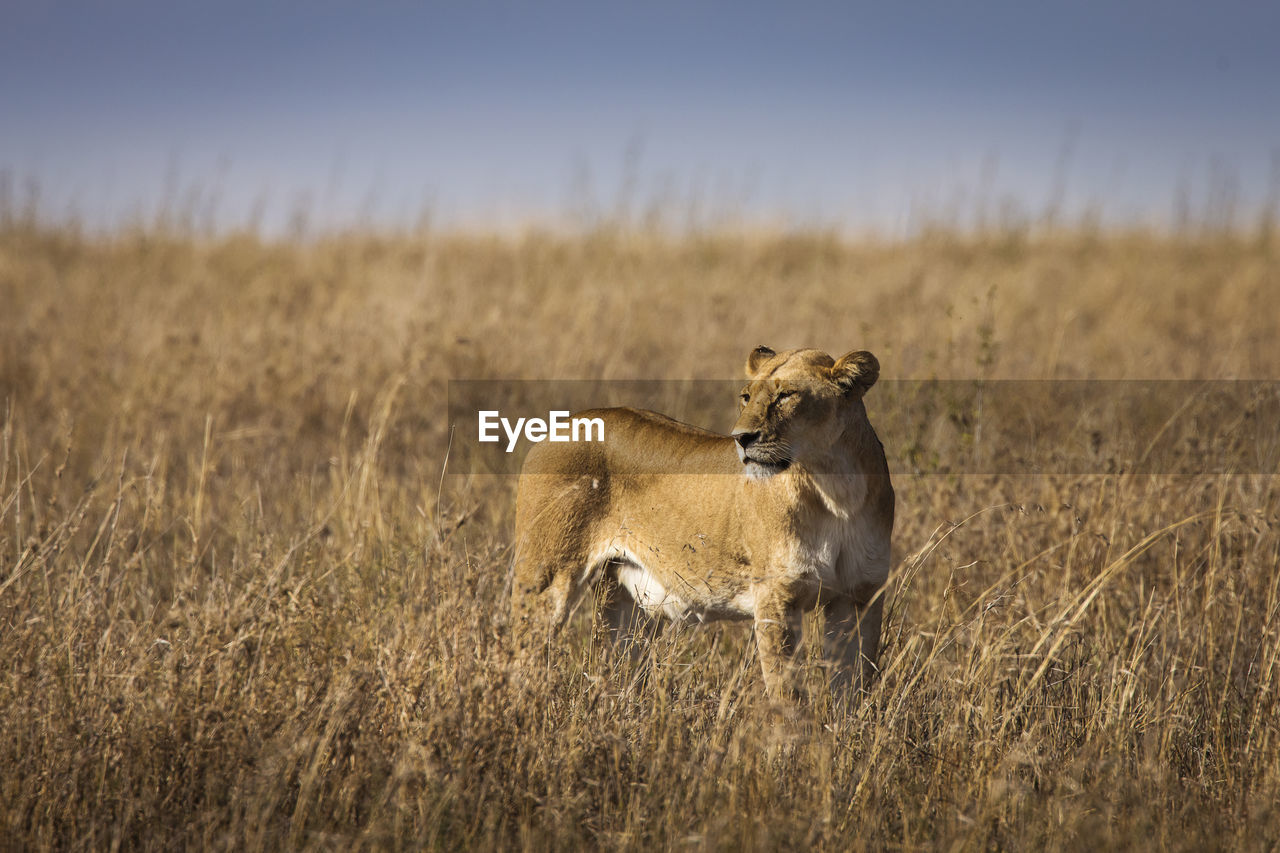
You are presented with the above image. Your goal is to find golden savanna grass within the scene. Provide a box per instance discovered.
[1,218,1278,849]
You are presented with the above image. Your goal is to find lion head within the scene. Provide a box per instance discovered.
[730,346,879,479]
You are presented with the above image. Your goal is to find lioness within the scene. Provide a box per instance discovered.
[511,346,894,698]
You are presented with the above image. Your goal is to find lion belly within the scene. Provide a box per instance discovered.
[603,545,757,624]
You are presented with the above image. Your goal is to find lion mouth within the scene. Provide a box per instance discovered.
[746,456,789,470]
[739,448,792,478]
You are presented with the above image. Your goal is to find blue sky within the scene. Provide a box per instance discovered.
[4,1,1279,234]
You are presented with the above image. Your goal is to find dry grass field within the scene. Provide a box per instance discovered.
[2,215,1278,849]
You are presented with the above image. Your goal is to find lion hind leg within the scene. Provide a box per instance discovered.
[510,545,589,656]
[511,474,607,644]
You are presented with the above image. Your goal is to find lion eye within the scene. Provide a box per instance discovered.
[739,392,751,405]
[776,390,795,402]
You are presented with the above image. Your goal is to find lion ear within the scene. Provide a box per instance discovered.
[832,350,879,395]
[745,345,776,378]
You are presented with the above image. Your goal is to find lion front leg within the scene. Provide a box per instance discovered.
[822,590,883,694]
[753,592,805,702]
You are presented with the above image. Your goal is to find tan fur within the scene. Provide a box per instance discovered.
[511,347,895,699]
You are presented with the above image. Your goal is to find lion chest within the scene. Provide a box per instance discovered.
[798,508,892,586]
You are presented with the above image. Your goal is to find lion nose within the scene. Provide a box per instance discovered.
[733,430,760,450]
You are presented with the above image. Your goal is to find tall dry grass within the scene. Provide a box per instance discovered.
[1,218,1278,849]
